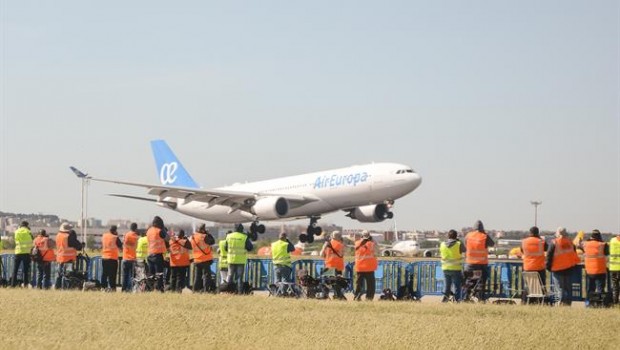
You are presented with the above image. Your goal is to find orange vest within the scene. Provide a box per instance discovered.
[584,240,607,275]
[102,233,119,260]
[355,240,377,272]
[522,237,545,271]
[465,231,488,265]
[147,227,166,254]
[170,238,190,267]
[56,232,77,263]
[325,239,345,271]
[191,233,213,263]
[551,237,579,272]
[33,236,56,262]
[123,231,138,261]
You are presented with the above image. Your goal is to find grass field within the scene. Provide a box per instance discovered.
[0,289,618,350]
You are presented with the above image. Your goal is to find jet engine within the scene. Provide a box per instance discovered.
[251,197,289,220]
[347,204,391,223]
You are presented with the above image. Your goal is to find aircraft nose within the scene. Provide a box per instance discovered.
[409,173,422,191]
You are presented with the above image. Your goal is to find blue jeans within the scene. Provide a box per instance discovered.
[274,265,292,283]
[227,264,246,294]
[552,268,574,306]
[121,260,136,292]
[36,261,52,289]
[11,254,31,287]
[443,270,463,301]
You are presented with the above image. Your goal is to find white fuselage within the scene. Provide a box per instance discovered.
[384,240,422,257]
[160,162,421,223]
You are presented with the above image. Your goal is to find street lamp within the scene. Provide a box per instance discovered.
[530,201,542,227]
[70,167,90,249]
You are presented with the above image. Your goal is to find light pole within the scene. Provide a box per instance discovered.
[70,167,90,249]
[530,201,542,227]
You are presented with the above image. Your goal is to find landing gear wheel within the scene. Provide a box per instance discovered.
[387,212,394,219]
[258,224,265,234]
[307,234,315,244]
[249,231,258,242]
[299,234,308,243]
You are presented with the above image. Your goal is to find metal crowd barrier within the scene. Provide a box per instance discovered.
[1,253,614,300]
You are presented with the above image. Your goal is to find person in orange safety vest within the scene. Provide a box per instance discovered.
[101,225,123,292]
[464,220,495,301]
[579,229,609,305]
[169,229,192,293]
[546,227,580,306]
[354,230,379,301]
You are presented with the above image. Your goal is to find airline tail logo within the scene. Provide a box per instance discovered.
[150,140,199,188]
[160,162,178,185]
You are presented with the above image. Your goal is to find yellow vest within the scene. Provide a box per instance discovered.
[218,240,228,269]
[226,232,248,265]
[440,241,463,271]
[610,236,620,272]
[271,240,291,267]
[14,227,33,255]
[136,236,149,260]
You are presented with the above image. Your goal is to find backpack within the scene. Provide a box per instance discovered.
[30,246,42,263]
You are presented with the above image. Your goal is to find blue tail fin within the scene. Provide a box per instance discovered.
[150,140,199,188]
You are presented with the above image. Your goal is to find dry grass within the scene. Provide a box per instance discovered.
[0,288,618,350]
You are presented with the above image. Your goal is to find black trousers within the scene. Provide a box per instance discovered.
[11,253,31,287]
[101,259,118,291]
[611,271,620,304]
[147,254,165,292]
[170,266,188,292]
[354,271,376,300]
[193,261,214,293]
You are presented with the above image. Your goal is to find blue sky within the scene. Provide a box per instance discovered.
[1,1,618,232]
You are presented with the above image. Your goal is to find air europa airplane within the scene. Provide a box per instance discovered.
[71,140,422,243]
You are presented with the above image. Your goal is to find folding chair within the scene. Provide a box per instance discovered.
[522,271,552,305]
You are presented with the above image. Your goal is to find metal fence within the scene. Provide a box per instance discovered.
[0,253,612,301]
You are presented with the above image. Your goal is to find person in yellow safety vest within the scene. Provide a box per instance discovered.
[464,220,495,301]
[609,232,620,305]
[135,229,149,282]
[579,229,609,306]
[225,224,253,294]
[271,232,296,283]
[217,232,231,284]
[353,230,379,301]
[12,221,33,288]
[191,224,216,293]
[440,229,466,302]
[101,225,123,292]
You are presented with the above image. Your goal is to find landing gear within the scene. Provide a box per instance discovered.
[248,221,266,242]
[299,217,322,243]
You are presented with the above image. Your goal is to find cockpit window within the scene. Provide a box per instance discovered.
[396,169,415,174]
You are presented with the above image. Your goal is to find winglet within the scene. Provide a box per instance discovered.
[150,140,199,188]
[69,166,89,178]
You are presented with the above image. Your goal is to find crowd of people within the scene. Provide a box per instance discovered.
[4,217,620,307]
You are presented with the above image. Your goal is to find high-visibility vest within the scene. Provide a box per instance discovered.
[33,236,56,262]
[102,233,119,260]
[123,231,138,261]
[522,237,545,271]
[226,232,249,265]
[440,241,463,271]
[465,231,488,265]
[136,236,149,261]
[191,233,213,263]
[147,227,166,254]
[271,240,291,267]
[609,237,620,272]
[169,238,190,267]
[324,239,345,271]
[551,237,579,272]
[584,241,607,275]
[355,240,377,272]
[14,227,33,255]
[218,240,228,269]
[56,232,77,263]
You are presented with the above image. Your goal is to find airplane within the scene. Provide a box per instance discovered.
[72,140,422,243]
[380,231,437,257]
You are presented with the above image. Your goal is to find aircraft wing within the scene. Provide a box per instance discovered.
[90,177,318,210]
